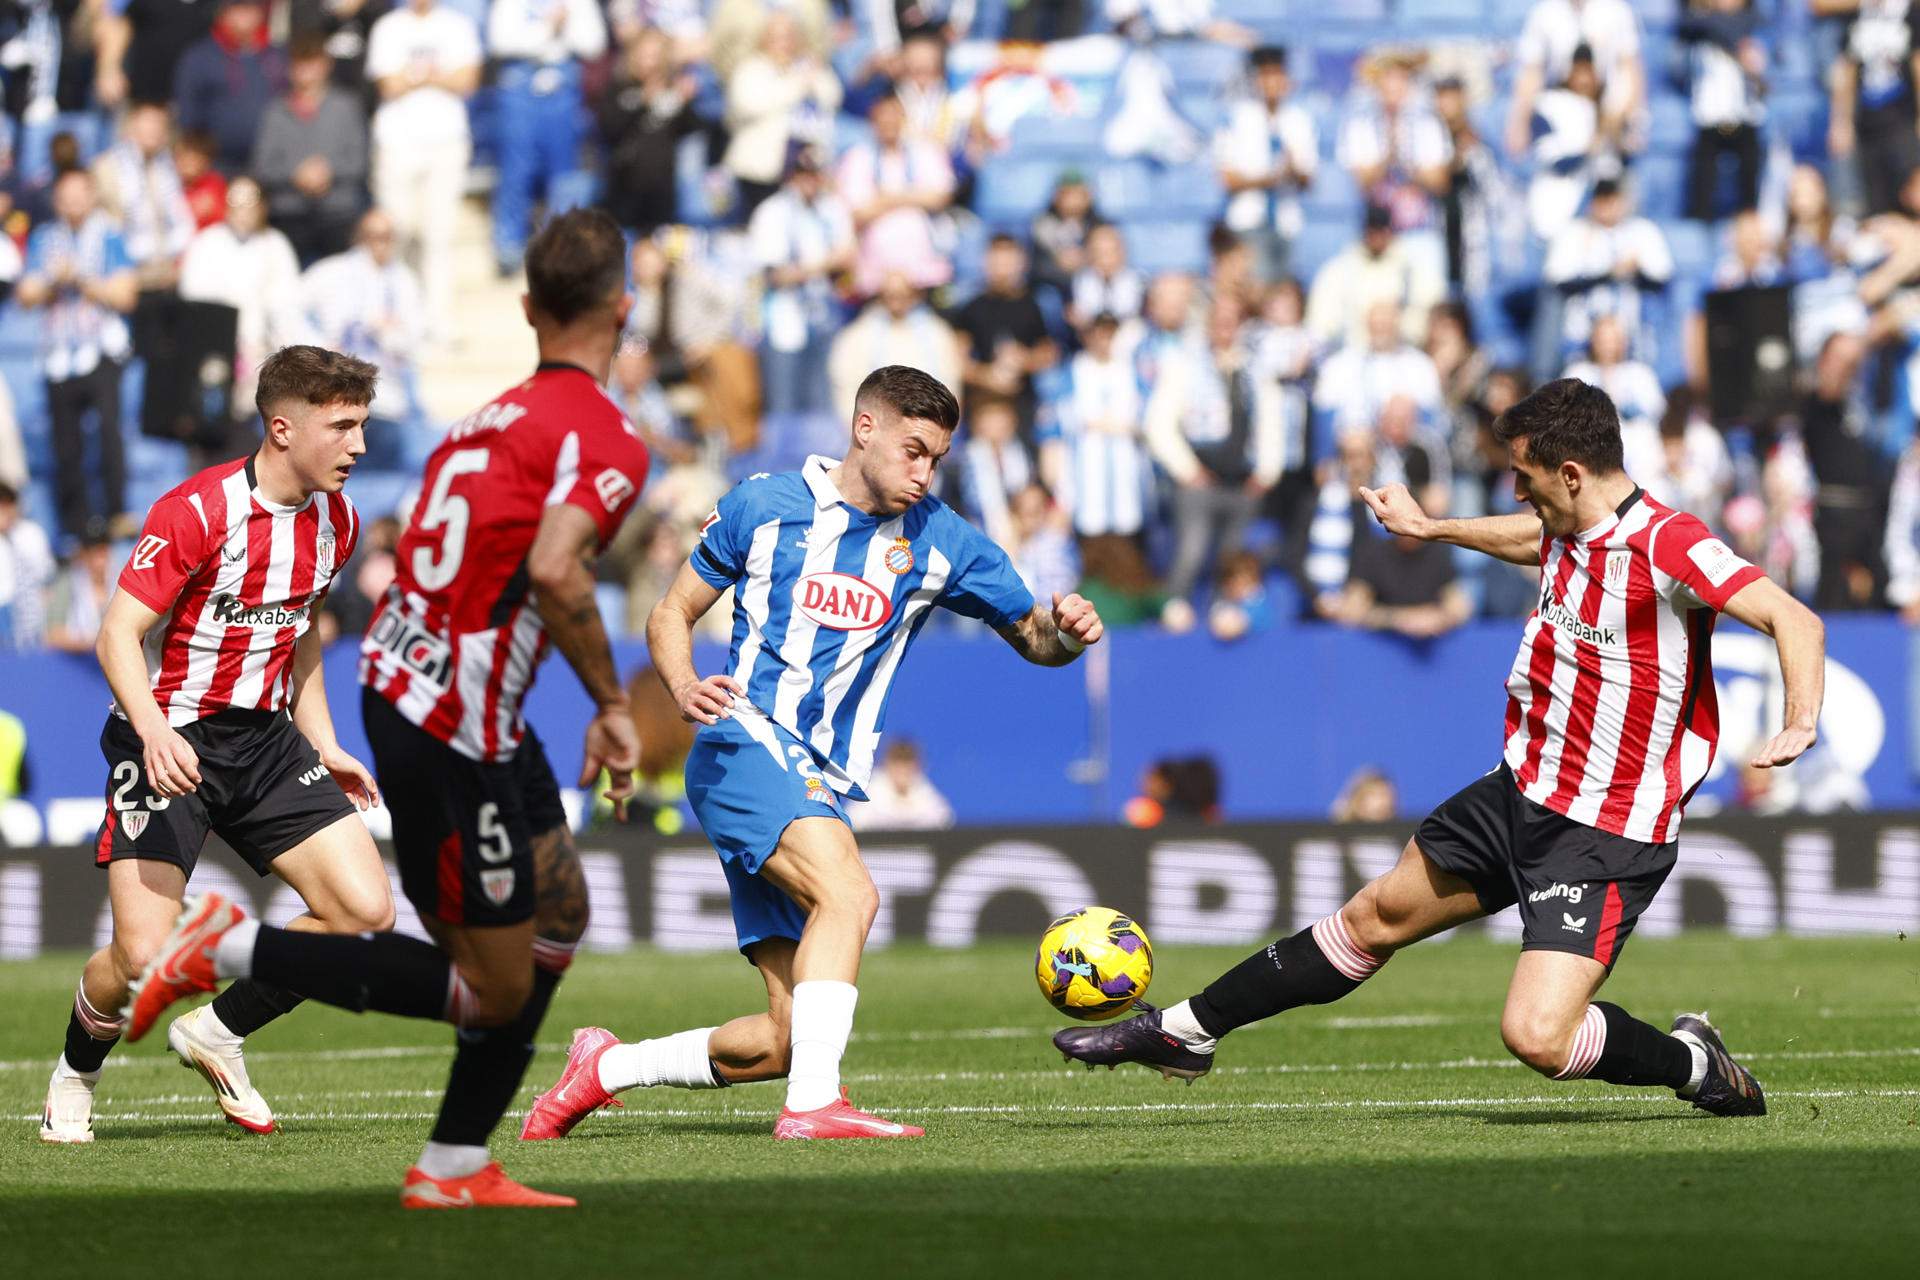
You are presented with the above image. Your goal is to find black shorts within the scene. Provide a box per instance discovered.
[94,710,358,877]
[1413,763,1676,967]
[362,688,566,927]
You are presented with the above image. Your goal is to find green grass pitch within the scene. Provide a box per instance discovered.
[2,935,1916,1277]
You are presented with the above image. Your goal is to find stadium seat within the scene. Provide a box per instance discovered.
[1770,87,1828,159]
[1647,94,1695,156]
[1157,41,1247,94]
[1290,219,1354,282]
[1006,114,1104,159]
[1091,161,1155,221]
[1302,164,1363,220]
[1399,0,1487,21]
[1150,162,1227,220]
[1660,220,1717,286]
[1634,154,1687,221]
[1123,221,1209,276]
[976,159,1069,227]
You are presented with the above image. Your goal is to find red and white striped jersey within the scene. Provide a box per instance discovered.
[359,363,650,763]
[1502,489,1764,843]
[116,456,359,726]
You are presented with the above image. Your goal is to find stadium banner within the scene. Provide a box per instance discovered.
[2,613,1917,826]
[1,813,1913,959]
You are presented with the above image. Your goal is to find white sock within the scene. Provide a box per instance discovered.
[597,1028,721,1092]
[1673,1032,1711,1098]
[213,917,261,980]
[201,1006,245,1047]
[784,980,858,1113]
[54,1055,100,1083]
[1159,999,1218,1053]
[416,1141,490,1180]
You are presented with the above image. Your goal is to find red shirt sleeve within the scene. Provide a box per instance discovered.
[1650,512,1764,612]
[562,420,652,548]
[117,495,212,614]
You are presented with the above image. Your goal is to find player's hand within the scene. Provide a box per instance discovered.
[675,674,744,725]
[320,746,381,811]
[582,704,640,820]
[1052,592,1103,651]
[140,725,202,798]
[1359,483,1433,539]
[1750,722,1817,769]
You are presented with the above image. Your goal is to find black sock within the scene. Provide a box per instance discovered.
[1575,1002,1695,1089]
[209,981,305,1037]
[1187,915,1387,1038]
[250,926,452,1021]
[429,967,562,1146]
[63,1008,119,1074]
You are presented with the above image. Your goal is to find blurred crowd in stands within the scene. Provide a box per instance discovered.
[6,0,1920,658]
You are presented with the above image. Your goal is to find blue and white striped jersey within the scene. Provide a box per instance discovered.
[691,455,1035,799]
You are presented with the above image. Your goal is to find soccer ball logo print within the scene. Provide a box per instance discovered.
[884,537,914,575]
[1035,906,1153,1021]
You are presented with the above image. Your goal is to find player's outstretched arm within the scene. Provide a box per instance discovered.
[1359,483,1543,566]
[995,593,1104,667]
[529,503,639,814]
[96,590,203,799]
[645,561,743,725]
[288,625,379,810]
[1721,576,1826,769]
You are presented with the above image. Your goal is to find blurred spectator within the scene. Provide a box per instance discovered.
[0,481,54,650]
[89,100,195,290]
[1127,270,1198,393]
[1887,432,1920,620]
[1076,531,1164,627]
[624,233,760,453]
[597,25,700,237]
[98,0,217,109]
[606,0,709,67]
[1800,330,1890,610]
[1332,766,1397,822]
[252,32,370,267]
[1566,313,1664,440]
[748,143,853,417]
[1543,176,1673,364]
[836,91,955,297]
[708,0,828,83]
[1338,50,1449,285]
[610,340,697,467]
[178,175,305,421]
[1214,44,1316,286]
[1068,222,1143,330]
[1313,297,1443,438]
[1712,207,1785,288]
[1030,171,1095,300]
[1424,299,1489,432]
[1205,222,1258,313]
[1320,485,1470,639]
[1680,0,1768,222]
[847,738,953,831]
[595,662,695,834]
[44,519,113,652]
[1373,392,1452,498]
[324,511,400,638]
[301,207,427,466]
[1305,202,1444,350]
[1305,428,1377,605]
[1147,295,1282,632]
[2,0,109,185]
[1123,754,1222,826]
[828,272,961,421]
[1524,42,1610,241]
[1105,0,1252,165]
[487,0,606,276]
[1638,384,1734,522]
[289,0,394,93]
[951,39,1077,160]
[894,28,963,155]
[1006,481,1079,604]
[15,169,136,540]
[724,10,840,213]
[172,0,286,175]
[953,232,1055,435]
[1505,0,1645,162]
[1830,0,1920,216]
[956,396,1033,547]
[365,0,482,343]
[1432,73,1507,296]
[1726,447,1820,601]
[1207,549,1272,642]
[0,373,22,491]
[174,128,226,229]
[1055,310,1149,538]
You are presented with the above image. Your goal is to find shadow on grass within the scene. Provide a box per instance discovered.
[3,1147,1917,1278]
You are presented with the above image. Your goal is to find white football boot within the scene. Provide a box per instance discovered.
[168,1006,276,1134]
[40,1060,99,1143]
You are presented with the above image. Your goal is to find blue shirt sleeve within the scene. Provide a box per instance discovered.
[935,510,1036,628]
[689,481,755,589]
[102,232,131,276]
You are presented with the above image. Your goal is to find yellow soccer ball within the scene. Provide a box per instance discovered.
[1035,907,1153,1021]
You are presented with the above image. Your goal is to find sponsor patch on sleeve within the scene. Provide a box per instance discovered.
[593,468,636,512]
[1686,537,1748,588]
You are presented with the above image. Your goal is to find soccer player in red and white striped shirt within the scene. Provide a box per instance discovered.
[1058,377,1825,1117]
[41,347,394,1145]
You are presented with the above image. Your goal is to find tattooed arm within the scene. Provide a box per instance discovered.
[995,592,1105,667]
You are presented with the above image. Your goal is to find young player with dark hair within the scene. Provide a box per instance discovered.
[1056,377,1825,1117]
[516,365,1105,1142]
[41,346,391,1144]
[120,209,650,1208]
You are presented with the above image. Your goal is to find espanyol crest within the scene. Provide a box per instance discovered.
[884,537,914,575]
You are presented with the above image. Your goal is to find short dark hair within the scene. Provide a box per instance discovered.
[988,232,1023,252]
[1493,377,1624,474]
[854,365,961,431]
[525,207,627,325]
[287,31,331,62]
[255,345,379,419]
[1250,45,1287,70]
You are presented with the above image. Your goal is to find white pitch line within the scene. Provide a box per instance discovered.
[14,1088,1920,1128]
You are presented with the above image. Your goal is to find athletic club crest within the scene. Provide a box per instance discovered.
[1604,548,1632,586]
[884,537,914,575]
[123,811,149,840]
[316,530,337,576]
[481,869,515,905]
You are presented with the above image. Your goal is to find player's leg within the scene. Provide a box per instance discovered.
[41,859,186,1142]
[707,938,799,1082]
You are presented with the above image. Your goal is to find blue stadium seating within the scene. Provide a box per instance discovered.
[1660,220,1718,287]
[1123,221,1209,276]
[1634,154,1688,221]
[1156,41,1247,95]
[1648,94,1696,156]
[1289,220,1354,283]
[976,159,1070,227]
[1006,114,1104,159]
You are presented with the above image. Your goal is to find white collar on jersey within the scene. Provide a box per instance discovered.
[803,454,849,509]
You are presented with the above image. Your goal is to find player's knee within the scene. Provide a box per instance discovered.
[319,888,395,935]
[110,926,167,981]
[1501,1010,1573,1076]
[534,882,590,947]
[1341,890,1402,955]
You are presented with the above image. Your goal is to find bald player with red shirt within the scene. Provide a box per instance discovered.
[41,346,394,1145]
[1057,377,1825,1117]
[122,209,649,1208]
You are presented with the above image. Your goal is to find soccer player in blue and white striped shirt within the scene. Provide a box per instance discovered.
[520,365,1104,1141]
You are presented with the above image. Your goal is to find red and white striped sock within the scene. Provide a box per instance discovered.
[1310,911,1388,983]
[1554,1004,1608,1080]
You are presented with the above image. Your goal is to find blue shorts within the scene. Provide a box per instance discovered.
[684,711,853,954]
